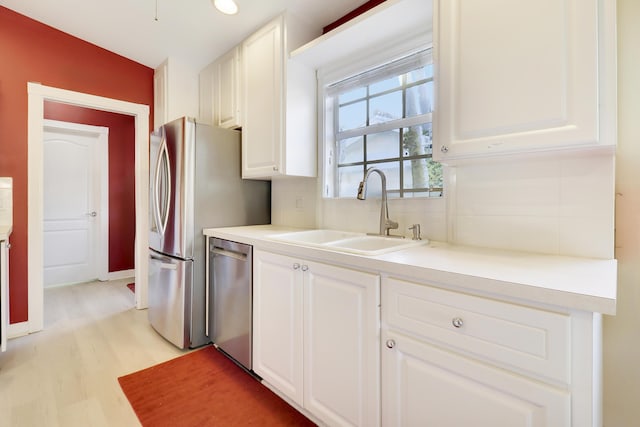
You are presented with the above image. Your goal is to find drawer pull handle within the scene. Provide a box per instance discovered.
[386,339,396,349]
[293,263,300,270]
[452,317,464,328]
[301,265,309,272]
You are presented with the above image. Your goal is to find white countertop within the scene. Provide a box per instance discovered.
[204,225,617,315]
[0,225,11,242]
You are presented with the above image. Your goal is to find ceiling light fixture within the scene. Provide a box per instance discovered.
[213,0,238,15]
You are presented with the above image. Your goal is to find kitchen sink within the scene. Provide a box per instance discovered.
[271,229,362,244]
[325,235,426,255]
[270,229,427,256]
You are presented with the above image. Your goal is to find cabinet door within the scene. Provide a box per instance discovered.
[304,261,380,427]
[216,46,242,129]
[381,329,570,427]
[252,250,303,406]
[153,61,168,130]
[434,0,606,161]
[198,62,215,126]
[242,16,284,178]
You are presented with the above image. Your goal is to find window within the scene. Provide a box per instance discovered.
[324,49,442,199]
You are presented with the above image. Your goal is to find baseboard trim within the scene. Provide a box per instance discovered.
[8,321,30,339]
[107,269,135,281]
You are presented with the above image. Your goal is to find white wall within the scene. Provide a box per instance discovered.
[449,154,615,259]
[271,178,318,228]
[271,151,615,260]
[603,0,640,424]
[321,196,447,241]
[270,170,447,241]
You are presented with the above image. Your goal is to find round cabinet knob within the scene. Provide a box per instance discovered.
[452,317,464,328]
[273,166,279,172]
[386,339,396,349]
[293,263,300,270]
[301,265,309,272]
[440,145,449,153]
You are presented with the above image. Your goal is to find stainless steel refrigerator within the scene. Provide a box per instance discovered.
[148,117,270,349]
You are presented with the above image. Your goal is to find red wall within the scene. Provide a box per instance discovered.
[44,102,136,273]
[0,6,154,324]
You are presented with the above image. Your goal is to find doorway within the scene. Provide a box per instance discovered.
[42,120,109,287]
[27,83,150,333]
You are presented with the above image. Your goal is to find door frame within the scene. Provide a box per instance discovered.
[43,119,109,283]
[28,83,150,333]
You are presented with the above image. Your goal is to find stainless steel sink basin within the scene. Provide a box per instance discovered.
[270,229,427,256]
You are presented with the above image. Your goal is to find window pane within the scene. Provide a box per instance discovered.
[337,165,364,198]
[370,76,400,95]
[427,159,444,189]
[406,81,433,115]
[337,136,364,164]
[339,87,367,104]
[339,100,366,131]
[403,159,443,191]
[403,158,429,190]
[366,130,400,162]
[363,162,400,198]
[369,91,402,124]
[328,49,440,200]
[403,123,432,157]
[405,64,432,83]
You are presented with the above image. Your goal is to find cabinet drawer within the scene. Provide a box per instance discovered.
[382,277,570,384]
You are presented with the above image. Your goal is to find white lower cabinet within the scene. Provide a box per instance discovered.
[253,249,380,427]
[381,276,598,427]
[381,329,569,427]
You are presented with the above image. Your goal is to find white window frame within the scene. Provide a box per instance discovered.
[318,38,435,200]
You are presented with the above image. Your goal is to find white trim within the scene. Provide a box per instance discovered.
[7,320,30,339]
[43,119,110,282]
[106,269,135,281]
[28,83,149,334]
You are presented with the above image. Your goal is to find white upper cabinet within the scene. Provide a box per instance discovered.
[154,57,199,130]
[241,14,318,179]
[433,0,616,162]
[199,46,242,129]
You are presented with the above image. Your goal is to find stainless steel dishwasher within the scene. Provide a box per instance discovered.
[208,238,253,370]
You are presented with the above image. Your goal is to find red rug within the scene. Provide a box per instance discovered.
[126,282,135,293]
[118,346,315,426]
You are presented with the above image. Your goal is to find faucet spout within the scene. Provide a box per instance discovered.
[356,168,399,236]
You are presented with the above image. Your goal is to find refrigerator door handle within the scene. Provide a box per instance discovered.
[154,137,172,236]
[152,139,163,233]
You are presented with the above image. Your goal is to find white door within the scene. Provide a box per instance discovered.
[43,120,108,287]
[381,329,570,427]
[252,250,304,406]
[304,260,380,427]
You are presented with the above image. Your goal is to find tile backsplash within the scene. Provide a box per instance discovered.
[0,177,13,226]
[449,153,615,259]
[270,152,615,259]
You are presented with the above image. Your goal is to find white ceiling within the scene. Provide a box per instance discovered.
[0,0,369,70]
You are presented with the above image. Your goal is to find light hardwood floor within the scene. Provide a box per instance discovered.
[0,279,186,427]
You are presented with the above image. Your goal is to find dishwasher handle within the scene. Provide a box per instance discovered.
[210,247,248,261]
